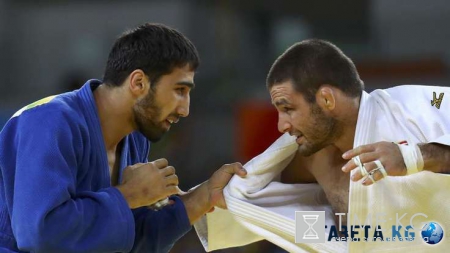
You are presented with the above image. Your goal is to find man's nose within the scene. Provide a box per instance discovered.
[277,114,291,134]
[177,96,190,117]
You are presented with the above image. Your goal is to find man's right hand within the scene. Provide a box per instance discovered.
[116,158,179,209]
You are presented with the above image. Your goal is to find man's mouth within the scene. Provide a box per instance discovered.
[291,133,304,144]
[289,132,302,138]
[166,117,179,125]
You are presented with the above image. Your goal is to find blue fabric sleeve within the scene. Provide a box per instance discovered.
[131,196,192,253]
[7,109,135,252]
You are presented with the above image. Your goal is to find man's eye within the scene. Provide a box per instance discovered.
[283,107,292,112]
[176,88,185,94]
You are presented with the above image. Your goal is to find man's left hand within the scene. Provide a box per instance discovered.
[341,141,406,185]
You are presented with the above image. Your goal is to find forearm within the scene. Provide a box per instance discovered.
[13,187,134,252]
[180,181,213,224]
[419,143,450,173]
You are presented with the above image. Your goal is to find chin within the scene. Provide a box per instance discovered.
[147,135,163,143]
[298,143,324,157]
[140,129,166,143]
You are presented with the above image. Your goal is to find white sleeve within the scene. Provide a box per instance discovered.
[194,207,263,252]
[430,135,450,146]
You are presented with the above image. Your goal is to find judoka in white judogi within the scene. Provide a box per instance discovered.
[195,85,450,253]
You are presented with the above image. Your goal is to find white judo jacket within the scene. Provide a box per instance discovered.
[195,85,450,253]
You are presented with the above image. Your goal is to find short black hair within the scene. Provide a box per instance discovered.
[267,39,363,103]
[103,23,200,87]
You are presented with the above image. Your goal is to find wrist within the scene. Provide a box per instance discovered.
[115,185,135,209]
[396,143,424,175]
[418,143,447,173]
[180,181,214,224]
[198,180,214,210]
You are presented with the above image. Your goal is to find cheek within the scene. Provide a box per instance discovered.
[290,112,305,129]
[168,98,183,113]
[290,113,319,136]
[159,102,174,115]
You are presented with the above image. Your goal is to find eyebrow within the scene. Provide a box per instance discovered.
[273,98,290,107]
[176,81,195,89]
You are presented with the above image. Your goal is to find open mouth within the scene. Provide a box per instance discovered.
[165,118,179,126]
[295,134,304,144]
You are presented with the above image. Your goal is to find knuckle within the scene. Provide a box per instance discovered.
[223,162,242,171]
[154,158,168,167]
[359,153,367,160]
[130,163,142,168]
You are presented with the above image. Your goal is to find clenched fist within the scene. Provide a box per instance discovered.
[207,162,247,209]
[116,158,179,209]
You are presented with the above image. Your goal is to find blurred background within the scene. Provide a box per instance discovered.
[1,0,449,252]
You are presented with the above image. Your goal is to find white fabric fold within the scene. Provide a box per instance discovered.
[195,133,346,252]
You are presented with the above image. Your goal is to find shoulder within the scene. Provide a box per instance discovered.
[0,92,89,161]
[371,85,449,106]
[7,92,86,137]
[374,85,449,98]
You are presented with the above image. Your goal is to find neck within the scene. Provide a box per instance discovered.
[94,84,134,150]
[333,121,356,154]
[332,96,361,154]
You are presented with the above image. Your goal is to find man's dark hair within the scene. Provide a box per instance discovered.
[267,39,364,103]
[103,23,200,87]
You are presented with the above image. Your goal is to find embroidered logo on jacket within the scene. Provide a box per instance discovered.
[11,95,57,118]
[431,92,444,109]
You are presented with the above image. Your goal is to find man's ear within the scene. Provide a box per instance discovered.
[128,69,149,97]
[315,85,336,112]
